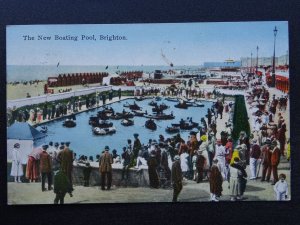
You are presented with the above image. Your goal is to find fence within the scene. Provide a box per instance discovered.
[7,85,137,109]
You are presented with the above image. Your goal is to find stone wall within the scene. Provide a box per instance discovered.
[7,162,150,187]
[72,164,150,187]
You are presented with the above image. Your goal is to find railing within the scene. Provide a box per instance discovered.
[7,85,137,109]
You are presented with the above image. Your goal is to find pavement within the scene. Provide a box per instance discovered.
[7,156,290,204]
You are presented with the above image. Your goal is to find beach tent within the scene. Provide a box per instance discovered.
[102,74,119,85]
[7,122,46,164]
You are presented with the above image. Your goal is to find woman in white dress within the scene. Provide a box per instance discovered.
[180,149,189,178]
[10,143,23,182]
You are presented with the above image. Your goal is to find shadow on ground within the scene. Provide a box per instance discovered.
[245,185,266,192]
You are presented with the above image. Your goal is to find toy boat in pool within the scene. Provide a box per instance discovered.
[93,126,116,135]
[121,119,134,126]
[165,126,180,133]
[145,119,157,130]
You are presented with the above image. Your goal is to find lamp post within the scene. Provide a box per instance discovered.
[256,46,259,75]
[250,52,253,74]
[272,26,278,87]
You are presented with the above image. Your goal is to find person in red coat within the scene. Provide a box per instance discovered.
[39,145,53,191]
[270,140,280,185]
[260,139,272,182]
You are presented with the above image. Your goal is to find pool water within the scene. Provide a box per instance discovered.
[44,98,213,157]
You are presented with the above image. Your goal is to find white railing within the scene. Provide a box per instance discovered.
[7,85,137,109]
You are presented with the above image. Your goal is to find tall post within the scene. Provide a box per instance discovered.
[250,52,253,74]
[286,50,288,66]
[256,46,259,75]
[272,26,278,87]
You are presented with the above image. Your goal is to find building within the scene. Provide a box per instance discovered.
[240,53,289,68]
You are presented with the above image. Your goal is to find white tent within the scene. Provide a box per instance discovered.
[102,74,120,85]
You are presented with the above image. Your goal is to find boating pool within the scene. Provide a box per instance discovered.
[44,98,213,157]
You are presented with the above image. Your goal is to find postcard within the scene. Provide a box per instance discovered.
[6,22,290,204]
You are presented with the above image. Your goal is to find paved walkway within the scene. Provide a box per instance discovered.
[7,157,290,204]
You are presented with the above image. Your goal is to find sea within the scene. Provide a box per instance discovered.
[7,65,203,82]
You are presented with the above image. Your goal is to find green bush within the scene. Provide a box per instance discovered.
[232,95,250,142]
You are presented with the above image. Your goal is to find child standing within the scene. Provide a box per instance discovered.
[273,173,289,201]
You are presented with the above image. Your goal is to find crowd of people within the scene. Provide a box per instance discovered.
[7,89,120,126]
[11,141,74,204]
[9,74,289,202]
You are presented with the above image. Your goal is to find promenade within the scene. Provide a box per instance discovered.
[7,157,290,204]
[7,74,290,204]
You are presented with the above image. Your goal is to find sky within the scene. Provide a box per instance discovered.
[6,21,289,66]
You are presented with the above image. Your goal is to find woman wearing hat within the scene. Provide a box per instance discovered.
[10,143,23,183]
[147,150,159,189]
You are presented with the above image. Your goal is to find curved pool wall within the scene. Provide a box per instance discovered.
[44,98,213,157]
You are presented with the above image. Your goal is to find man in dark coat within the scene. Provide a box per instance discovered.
[147,150,159,189]
[53,170,73,204]
[39,145,53,191]
[160,143,171,181]
[133,133,142,159]
[209,159,223,201]
[196,150,206,183]
[171,155,182,202]
[121,147,131,180]
[57,142,74,188]
[206,108,212,126]
[102,94,106,105]
[118,88,122,100]
[99,146,113,190]
[83,162,92,187]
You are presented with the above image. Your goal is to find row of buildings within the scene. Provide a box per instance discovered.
[203,53,289,69]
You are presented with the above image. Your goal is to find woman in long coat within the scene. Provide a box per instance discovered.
[230,157,247,201]
[209,159,223,201]
[147,150,159,188]
[25,150,40,182]
[10,143,23,182]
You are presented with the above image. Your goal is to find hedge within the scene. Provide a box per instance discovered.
[232,95,250,142]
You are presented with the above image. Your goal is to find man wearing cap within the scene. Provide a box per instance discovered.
[238,131,250,165]
[249,139,261,180]
[260,139,272,182]
[171,155,182,202]
[277,119,287,156]
[99,146,113,190]
[57,142,74,188]
[39,145,53,191]
[133,133,142,159]
[10,143,23,183]
[121,147,131,181]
